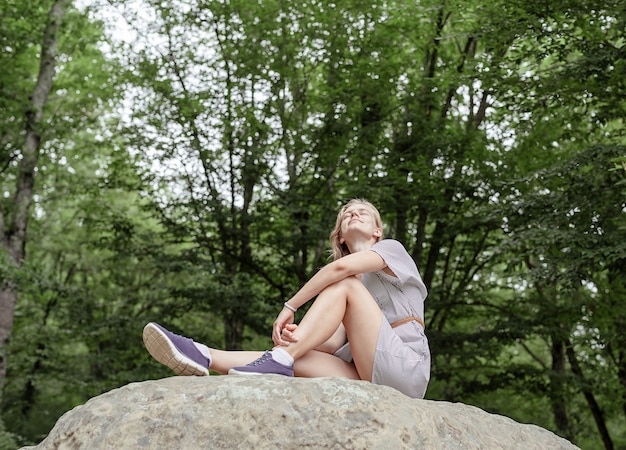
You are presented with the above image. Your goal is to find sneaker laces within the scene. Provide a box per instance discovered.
[248,351,272,366]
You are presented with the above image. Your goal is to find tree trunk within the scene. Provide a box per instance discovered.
[0,0,68,405]
[224,316,244,351]
[607,259,626,422]
[549,337,572,441]
[566,340,615,450]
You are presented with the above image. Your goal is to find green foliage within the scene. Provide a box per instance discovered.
[2,0,625,448]
[0,418,17,450]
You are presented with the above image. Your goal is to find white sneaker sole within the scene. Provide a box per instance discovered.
[228,368,265,375]
[143,323,209,376]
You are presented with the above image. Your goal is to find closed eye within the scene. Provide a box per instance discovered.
[344,208,369,219]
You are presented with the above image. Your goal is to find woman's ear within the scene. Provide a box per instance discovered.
[374,229,382,237]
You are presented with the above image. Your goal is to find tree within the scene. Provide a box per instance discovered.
[0,0,70,402]
[1,0,124,444]
[3,0,625,446]
[447,0,626,446]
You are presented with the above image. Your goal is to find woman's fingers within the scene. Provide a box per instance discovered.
[281,327,299,343]
[272,323,284,345]
[284,323,298,332]
[272,322,299,346]
[271,306,300,346]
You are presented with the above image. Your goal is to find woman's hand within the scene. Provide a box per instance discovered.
[278,323,299,347]
[272,309,299,346]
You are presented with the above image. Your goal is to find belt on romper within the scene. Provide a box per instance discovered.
[390,316,425,329]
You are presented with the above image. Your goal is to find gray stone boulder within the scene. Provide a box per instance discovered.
[23,376,579,449]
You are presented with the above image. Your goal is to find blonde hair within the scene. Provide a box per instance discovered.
[329,199,384,260]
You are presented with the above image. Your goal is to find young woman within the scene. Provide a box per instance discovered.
[143,199,430,398]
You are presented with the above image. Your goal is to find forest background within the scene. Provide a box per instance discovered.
[0,0,624,448]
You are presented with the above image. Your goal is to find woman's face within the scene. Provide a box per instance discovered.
[339,203,382,243]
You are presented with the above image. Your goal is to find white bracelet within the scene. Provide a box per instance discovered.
[283,302,297,313]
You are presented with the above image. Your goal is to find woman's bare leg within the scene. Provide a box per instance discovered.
[146,277,381,379]
[279,276,383,381]
[208,350,265,375]
[208,347,359,378]
[294,350,360,379]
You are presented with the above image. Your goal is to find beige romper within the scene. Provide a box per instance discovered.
[334,239,431,399]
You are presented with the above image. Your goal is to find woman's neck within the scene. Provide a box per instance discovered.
[346,237,378,254]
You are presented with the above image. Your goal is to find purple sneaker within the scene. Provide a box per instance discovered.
[143,322,209,376]
[228,351,294,377]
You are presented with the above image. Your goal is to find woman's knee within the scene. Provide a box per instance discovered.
[329,275,366,293]
[316,276,375,309]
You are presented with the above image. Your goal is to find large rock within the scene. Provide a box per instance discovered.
[24,376,579,449]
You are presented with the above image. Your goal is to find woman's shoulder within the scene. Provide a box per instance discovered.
[370,239,423,287]
[372,239,408,252]
[370,239,413,261]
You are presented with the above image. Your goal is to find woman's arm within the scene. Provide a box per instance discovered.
[272,250,387,347]
[284,250,386,311]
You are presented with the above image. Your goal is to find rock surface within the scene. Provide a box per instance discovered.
[24,376,579,449]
